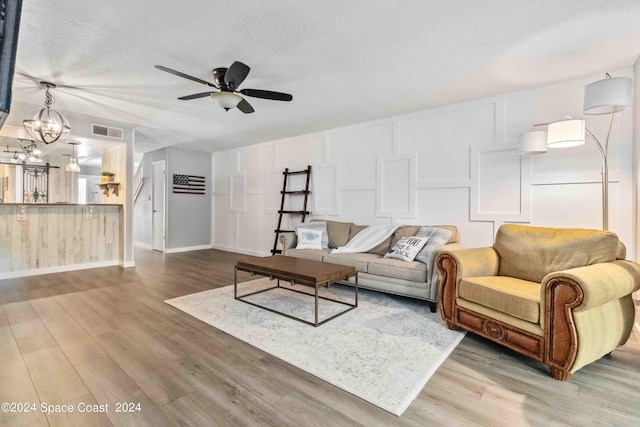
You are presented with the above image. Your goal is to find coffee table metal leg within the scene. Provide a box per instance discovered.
[355,272,358,307]
[234,266,238,299]
[315,285,319,326]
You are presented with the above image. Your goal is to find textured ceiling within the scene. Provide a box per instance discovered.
[5,0,640,153]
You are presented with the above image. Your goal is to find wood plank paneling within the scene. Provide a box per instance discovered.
[0,205,120,276]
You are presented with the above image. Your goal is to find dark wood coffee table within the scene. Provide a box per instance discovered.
[234,256,358,327]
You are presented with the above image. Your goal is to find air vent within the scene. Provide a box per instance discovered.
[92,123,124,140]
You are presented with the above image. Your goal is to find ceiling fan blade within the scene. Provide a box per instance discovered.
[178,92,213,100]
[224,61,250,90]
[237,98,254,114]
[239,88,292,101]
[155,65,216,87]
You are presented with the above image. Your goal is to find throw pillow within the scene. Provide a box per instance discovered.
[383,236,429,262]
[295,228,323,250]
[414,226,454,271]
[296,221,329,249]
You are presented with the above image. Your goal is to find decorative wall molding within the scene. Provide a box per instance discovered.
[211,68,634,256]
[376,153,416,218]
[229,173,246,213]
[470,145,531,223]
[312,162,340,215]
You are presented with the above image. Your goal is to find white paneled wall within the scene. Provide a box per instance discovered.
[212,68,635,258]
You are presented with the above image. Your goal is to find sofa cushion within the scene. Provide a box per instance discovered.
[494,224,620,283]
[349,224,368,241]
[313,220,353,248]
[285,248,332,262]
[390,226,422,247]
[322,253,381,272]
[367,257,428,282]
[459,276,541,323]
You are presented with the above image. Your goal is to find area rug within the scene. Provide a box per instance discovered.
[165,278,465,415]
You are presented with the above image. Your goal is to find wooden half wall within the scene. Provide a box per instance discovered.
[0,204,121,279]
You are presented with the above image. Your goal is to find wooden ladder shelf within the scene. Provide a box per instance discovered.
[271,166,312,255]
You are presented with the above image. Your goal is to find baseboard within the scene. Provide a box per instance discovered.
[121,261,136,268]
[211,244,270,257]
[165,244,213,254]
[134,241,153,250]
[0,260,120,280]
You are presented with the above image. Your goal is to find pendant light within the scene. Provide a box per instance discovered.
[66,141,81,172]
[23,82,71,144]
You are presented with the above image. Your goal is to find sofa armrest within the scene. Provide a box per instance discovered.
[540,260,640,379]
[438,247,500,284]
[543,260,640,312]
[436,247,499,326]
[279,233,297,254]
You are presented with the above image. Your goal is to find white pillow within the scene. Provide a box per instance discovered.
[296,221,329,249]
[295,228,323,250]
[414,226,453,268]
[383,236,429,262]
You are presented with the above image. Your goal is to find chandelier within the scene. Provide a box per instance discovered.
[23,81,71,144]
[8,139,43,163]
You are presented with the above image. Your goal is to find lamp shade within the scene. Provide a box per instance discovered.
[547,119,585,148]
[518,130,548,155]
[211,92,242,110]
[583,77,632,115]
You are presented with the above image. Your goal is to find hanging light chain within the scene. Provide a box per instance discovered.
[43,86,55,109]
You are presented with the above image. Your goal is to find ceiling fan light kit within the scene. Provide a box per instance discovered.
[155,61,292,114]
[23,82,71,144]
[211,91,242,111]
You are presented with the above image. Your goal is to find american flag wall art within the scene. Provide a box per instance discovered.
[173,174,206,194]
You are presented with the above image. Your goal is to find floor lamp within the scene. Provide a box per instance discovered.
[519,74,632,231]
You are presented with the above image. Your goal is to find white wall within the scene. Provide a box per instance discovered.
[213,69,635,259]
[134,146,212,252]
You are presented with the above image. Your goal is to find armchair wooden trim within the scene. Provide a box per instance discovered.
[544,277,583,381]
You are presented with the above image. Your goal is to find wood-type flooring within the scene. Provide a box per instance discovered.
[0,248,638,426]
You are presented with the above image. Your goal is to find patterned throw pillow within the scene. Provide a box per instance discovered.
[295,228,323,250]
[414,226,454,271]
[296,221,329,249]
[383,236,429,262]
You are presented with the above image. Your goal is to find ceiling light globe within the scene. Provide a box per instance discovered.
[18,153,26,160]
[211,92,242,111]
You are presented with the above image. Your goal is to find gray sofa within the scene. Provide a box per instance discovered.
[280,221,462,311]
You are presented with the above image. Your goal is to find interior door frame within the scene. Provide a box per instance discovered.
[152,160,166,252]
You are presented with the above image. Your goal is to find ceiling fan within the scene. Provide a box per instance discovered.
[154,61,292,114]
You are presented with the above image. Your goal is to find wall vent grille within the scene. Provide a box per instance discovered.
[92,123,124,140]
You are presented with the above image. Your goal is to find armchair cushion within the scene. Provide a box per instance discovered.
[494,224,619,283]
[459,276,541,323]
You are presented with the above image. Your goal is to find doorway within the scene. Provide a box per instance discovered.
[152,160,166,252]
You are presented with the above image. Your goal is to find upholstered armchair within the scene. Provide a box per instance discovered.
[437,224,640,381]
